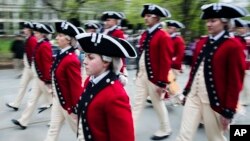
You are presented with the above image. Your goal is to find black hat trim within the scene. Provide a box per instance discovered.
[23,21,34,29]
[141,4,171,17]
[84,23,99,29]
[233,18,248,28]
[165,20,185,28]
[35,23,54,34]
[77,27,86,33]
[75,33,137,58]
[200,3,247,19]
[102,11,124,20]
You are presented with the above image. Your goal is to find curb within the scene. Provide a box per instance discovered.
[0,62,13,69]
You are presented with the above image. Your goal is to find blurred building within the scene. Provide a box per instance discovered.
[0,0,97,35]
[220,0,250,7]
[0,0,60,35]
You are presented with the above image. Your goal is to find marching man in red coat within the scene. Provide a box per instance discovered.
[232,18,250,106]
[100,11,128,85]
[6,21,37,111]
[11,23,54,130]
[84,22,99,33]
[133,4,173,140]
[175,3,246,141]
[75,33,137,141]
[100,11,125,39]
[165,20,186,71]
[44,21,83,141]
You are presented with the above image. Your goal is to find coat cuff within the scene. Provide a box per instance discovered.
[171,63,181,70]
[221,108,235,119]
[156,81,167,88]
[182,88,190,96]
[72,106,78,114]
[44,80,52,84]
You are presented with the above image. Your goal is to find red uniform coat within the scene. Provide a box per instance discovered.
[78,72,134,141]
[107,28,127,73]
[25,35,37,67]
[108,28,125,39]
[234,35,247,50]
[183,34,245,119]
[234,36,249,70]
[33,39,53,84]
[171,35,185,70]
[52,47,82,114]
[139,28,173,87]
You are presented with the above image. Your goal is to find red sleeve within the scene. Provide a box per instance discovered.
[172,37,185,70]
[114,30,125,39]
[225,42,245,110]
[106,94,134,141]
[114,30,126,73]
[30,37,37,52]
[158,32,173,85]
[25,36,37,62]
[66,60,83,108]
[40,43,53,83]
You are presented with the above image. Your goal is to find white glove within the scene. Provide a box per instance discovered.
[176,93,185,105]
[119,74,128,86]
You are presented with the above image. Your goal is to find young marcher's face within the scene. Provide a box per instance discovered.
[206,18,225,36]
[86,29,96,33]
[166,26,176,34]
[104,18,117,29]
[236,27,248,36]
[23,28,32,37]
[144,14,159,27]
[34,31,44,40]
[83,53,110,77]
[56,33,70,49]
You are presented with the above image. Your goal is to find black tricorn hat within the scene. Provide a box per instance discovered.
[75,33,137,58]
[233,18,248,28]
[247,21,250,28]
[165,20,185,29]
[84,22,100,29]
[55,21,81,37]
[77,27,86,33]
[33,23,54,34]
[141,4,171,17]
[21,21,35,29]
[200,3,248,19]
[101,11,124,21]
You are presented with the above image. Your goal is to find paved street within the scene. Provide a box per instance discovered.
[0,68,249,141]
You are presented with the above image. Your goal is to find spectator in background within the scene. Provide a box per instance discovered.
[10,33,25,78]
[184,37,199,67]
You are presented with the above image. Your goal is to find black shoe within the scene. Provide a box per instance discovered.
[6,103,18,111]
[16,74,22,79]
[198,123,204,128]
[11,119,26,130]
[38,104,52,113]
[150,135,170,140]
[146,99,152,104]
